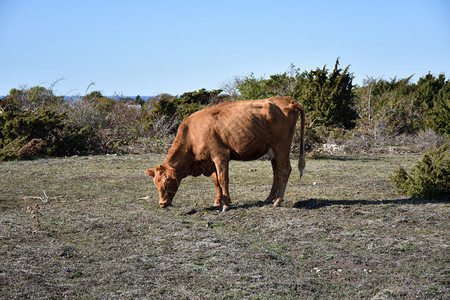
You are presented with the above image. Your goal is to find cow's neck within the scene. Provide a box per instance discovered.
[163,142,193,179]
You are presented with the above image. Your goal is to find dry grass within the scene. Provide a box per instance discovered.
[1,153,448,299]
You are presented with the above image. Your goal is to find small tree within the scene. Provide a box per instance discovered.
[1,86,64,112]
[148,94,178,120]
[295,58,357,129]
[416,73,450,135]
[354,76,423,137]
[176,89,223,119]
[140,94,179,138]
[179,88,223,105]
[426,91,450,135]
[235,64,301,101]
[236,73,273,100]
[135,95,145,106]
[220,76,241,101]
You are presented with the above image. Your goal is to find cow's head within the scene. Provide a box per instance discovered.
[145,165,179,208]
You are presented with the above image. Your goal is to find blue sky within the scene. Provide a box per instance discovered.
[1,0,449,96]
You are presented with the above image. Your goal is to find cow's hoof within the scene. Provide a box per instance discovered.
[222,205,230,212]
[273,199,283,207]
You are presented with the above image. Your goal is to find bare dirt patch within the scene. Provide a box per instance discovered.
[1,154,448,299]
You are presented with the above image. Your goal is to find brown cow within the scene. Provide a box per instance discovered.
[145,96,305,211]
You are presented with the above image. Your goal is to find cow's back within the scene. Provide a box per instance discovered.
[184,97,300,161]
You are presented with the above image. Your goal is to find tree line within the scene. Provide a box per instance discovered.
[1,59,448,161]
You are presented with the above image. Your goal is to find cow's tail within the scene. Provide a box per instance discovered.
[297,103,306,179]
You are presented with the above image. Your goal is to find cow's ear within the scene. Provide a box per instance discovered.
[145,169,156,177]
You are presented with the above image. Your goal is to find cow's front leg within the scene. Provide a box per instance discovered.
[212,171,222,207]
[213,157,231,212]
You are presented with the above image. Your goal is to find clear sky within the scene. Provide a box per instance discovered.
[1,0,449,96]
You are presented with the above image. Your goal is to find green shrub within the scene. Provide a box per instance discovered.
[0,109,63,160]
[56,125,101,156]
[391,145,449,199]
[0,109,100,161]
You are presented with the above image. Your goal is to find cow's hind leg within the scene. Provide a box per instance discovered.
[212,171,222,207]
[271,146,292,207]
[264,157,279,204]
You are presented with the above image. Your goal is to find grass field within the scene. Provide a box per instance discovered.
[1,153,448,299]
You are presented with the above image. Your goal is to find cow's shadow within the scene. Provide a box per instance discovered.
[217,197,448,211]
[291,197,448,209]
